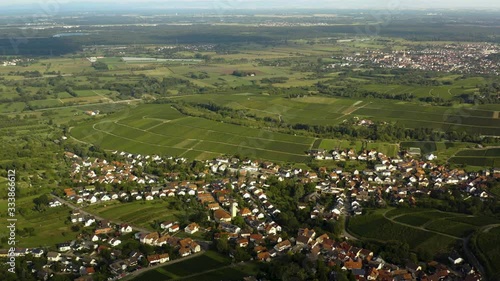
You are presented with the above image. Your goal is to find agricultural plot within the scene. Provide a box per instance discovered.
[475,227,500,280]
[356,103,500,136]
[361,77,483,100]
[425,220,476,237]
[133,251,232,281]
[348,211,455,255]
[178,263,260,281]
[449,157,500,168]
[71,104,315,163]
[349,208,500,258]
[84,200,186,230]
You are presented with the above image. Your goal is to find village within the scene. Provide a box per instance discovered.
[331,43,500,75]
[2,144,497,281]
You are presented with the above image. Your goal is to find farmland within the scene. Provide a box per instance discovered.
[131,251,239,281]
[172,94,500,137]
[473,227,500,280]
[67,90,500,164]
[348,208,500,257]
[71,103,315,163]
[83,199,191,231]
[449,147,500,168]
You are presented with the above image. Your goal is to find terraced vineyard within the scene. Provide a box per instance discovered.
[348,208,500,258]
[71,104,315,162]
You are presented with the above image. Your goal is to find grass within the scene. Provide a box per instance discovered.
[71,104,314,163]
[178,262,260,281]
[132,251,232,281]
[84,200,186,231]
[348,210,455,255]
[0,195,73,248]
[349,208,500,259]
[474,227,500,280]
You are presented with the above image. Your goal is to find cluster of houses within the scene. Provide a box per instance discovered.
[66,151,165,186]
[334,43,500,75]
[308,148,386,161]
[1,58,34,66]
[52,150,500,280]
[272,229,482,281]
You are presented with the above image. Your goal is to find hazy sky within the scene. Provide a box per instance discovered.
[0,0,499,9]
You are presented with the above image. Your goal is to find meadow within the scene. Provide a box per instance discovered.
[0,195,73,249]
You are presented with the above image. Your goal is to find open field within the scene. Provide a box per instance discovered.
[473,227,500,280]
[177,263,260,281]
[449,147,500,167]
[175,94,500,136]
[349,208,500,257]
[0,195,73,248]
[84,200,187,231]
[360,76,485,100]
[133,251,232,281]
[71,104,314,163]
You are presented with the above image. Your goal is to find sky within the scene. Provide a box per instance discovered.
[0,0,499,10]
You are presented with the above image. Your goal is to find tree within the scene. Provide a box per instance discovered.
[32,194,49,212]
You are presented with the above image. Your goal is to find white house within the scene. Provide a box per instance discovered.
[109,238,122,247]
[120,224,133,234]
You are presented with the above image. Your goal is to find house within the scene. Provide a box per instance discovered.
[160,221,174,230]
[109,238,122,247]
[274,240,291,252]
[179,247,191,257]
[236,238,249,247]
[257,251,271,262]
[141,232,160,245]
[56,242,71,252]
[31,248,44,258]
[147,253,170,265]
[169,224,180,233]
[184,223,200,234]
[83,216,96,227]
[448,252,464,265]
[213,209,232,223]
[120,224,133,234]
[47,251,61,262]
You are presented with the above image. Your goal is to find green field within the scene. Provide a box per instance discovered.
[71,104,314,162]
[349,208,500,258]
[0,195,73,248]
[361,77,485,100]
[132,251,233,281]
[171,94,500,136]
[84,200,186,231]
[474,227,500,280]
